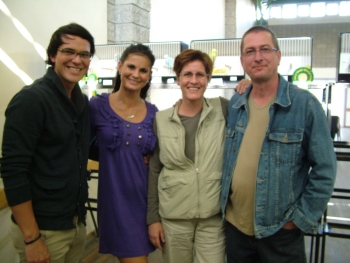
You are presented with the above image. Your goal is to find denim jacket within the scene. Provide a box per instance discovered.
[221,76,337,238]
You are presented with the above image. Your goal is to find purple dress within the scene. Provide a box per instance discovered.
[89,93,157,257]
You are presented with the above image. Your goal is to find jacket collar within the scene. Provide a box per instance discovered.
[45,67,86,113]
[233,74,291,109]
[169,97,212,121]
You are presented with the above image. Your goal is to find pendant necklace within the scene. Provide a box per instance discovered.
[126,111,135,119]
[116,96,141,119]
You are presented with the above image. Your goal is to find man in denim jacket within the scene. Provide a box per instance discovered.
[221,26,337,263]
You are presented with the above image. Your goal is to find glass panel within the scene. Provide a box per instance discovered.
[310,2,325,17]
[298,4,309,17]
[339,1,350,16]
[282,4,297,18]
[326,3,338,16]
[270,6,282,18]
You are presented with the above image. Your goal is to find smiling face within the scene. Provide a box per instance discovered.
[177,60,208,103]
[50,34,91,93]
[117,54,152,93]
[240,31,281,84]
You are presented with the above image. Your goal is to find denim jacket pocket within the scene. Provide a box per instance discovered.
[224,128,236,156]
[225,127,235,138]
[268,132,303,165]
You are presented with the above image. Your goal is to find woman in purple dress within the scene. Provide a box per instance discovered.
[89,44,157,263]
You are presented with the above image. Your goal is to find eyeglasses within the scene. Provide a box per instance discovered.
[180,72,208,80]
[241,47,278,59]
[57,48,92,61]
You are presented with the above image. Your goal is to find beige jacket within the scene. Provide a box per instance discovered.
[151,97,226,220]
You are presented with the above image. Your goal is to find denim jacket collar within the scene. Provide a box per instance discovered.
[232,75,291,109]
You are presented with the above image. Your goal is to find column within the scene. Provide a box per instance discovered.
[108,0,151,44]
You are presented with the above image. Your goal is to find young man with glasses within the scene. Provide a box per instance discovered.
[1,23,95,263]
[221,26,337,263]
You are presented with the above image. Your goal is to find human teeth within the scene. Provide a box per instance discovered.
[69,67,80,72]
[189,88,198,90]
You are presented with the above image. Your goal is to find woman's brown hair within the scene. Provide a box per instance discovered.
[173,49,213,80]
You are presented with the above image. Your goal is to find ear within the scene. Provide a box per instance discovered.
[117,61,122,72]
[277,50,282,65]
[50,55,56,64]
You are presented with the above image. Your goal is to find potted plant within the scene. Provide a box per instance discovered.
[253,0,276,26]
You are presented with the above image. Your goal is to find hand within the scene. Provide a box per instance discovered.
[235,79,251,94]
[143,155,150,165]
[25,238,50,263]
[148,222,165,250]
[282,221,298,230]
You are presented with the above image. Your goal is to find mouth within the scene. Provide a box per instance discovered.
[126,77,140,85]
[253,64,266,70]
[67,66,82,72]
[188,87,200,91]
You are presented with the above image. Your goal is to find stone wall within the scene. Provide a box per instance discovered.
[107,0,151,44]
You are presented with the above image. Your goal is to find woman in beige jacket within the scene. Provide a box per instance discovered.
[147,49,230,263]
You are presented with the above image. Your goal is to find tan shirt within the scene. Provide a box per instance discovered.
[225,95,275,236]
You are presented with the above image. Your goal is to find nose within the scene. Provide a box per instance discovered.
[131,70,141,79]
[71,54,83,63]
[189,74,198,83]
[254,50,264,61]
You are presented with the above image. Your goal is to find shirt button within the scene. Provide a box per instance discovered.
[126,142,129,145]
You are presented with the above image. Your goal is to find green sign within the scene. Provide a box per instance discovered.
[292,67,314,82]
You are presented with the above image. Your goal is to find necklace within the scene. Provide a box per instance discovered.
[125,111,135,119]
[116,96,141,119]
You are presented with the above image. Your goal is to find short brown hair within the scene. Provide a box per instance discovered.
[173,49,213,79]
[241,26,280,54]
[46,23,95,66]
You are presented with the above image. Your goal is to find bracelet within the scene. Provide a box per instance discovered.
[24,233,41,245]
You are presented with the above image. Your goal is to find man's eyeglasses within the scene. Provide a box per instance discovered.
[57,48,92,61]
[180,72,208,80]
[241,47,278,59]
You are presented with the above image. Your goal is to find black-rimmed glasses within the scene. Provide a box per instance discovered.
[57,48,92,61]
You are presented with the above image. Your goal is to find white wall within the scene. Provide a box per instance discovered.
[150,0,225,45]
[0,0,107,149]
[236,0,255,38]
